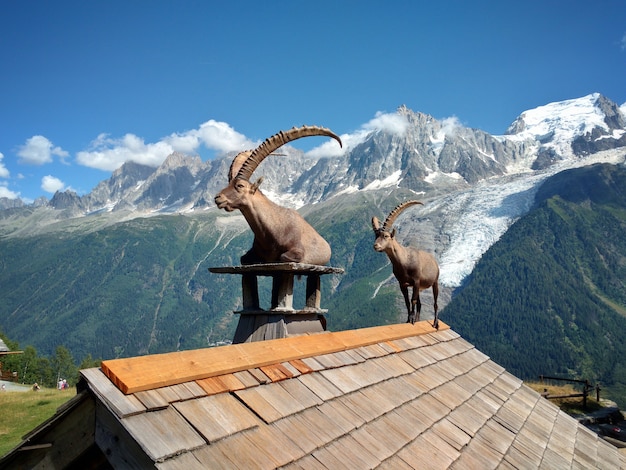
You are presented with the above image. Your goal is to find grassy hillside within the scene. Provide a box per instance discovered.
[0,387,75,457]
[444,163,626,406]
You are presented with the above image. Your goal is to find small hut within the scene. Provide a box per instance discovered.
[0,338,22,382]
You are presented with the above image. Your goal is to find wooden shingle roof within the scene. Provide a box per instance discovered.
[76,321,626,469]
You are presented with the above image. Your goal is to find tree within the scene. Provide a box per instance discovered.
[35,357,55,388]
[19,345,40,386]
[78,354,101,371]
[50,346,77,387]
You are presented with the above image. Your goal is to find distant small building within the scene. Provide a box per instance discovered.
[1,321,625,469]
[0,338,22,382]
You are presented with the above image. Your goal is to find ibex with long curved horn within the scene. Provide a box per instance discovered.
[372,200,440,328]
[215,125,342,265]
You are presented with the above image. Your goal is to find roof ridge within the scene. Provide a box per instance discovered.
[101,321,447,394]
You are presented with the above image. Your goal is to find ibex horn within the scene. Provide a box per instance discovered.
[235,125,342,181]
[228,151,251,182]
[382,200,423,232]
[371,216,382,232]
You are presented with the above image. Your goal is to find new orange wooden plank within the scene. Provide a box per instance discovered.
[101,321,448,394]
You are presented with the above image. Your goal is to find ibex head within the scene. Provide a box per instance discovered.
[215,125,342,212]
[372,200,423,252]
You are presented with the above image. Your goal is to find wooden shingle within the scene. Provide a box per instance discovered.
[236,424,305,467]
[81,368,145,418]
[452,428,507,469]
[272,413,328,454]
[174,393,259,442]
[432,418,472,451]
[121,407,206,461]
[295,371,343,401]
[320,434,382,469]
[259,363,294,382]
[277,376,324,408]
[338,390,386,423]
[196,373,246,395]
[133,388,170,411]
[399,432,460,469]
[235,381,305,423]
[316,398,364,434]
[448,395,494,437]
[353,410,414,460]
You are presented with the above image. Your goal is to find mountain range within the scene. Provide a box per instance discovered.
[2,93,625,285]
[3,94,624,212]
[1,92,626,401]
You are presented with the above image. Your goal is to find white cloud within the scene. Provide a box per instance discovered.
[18,135,69,165]
[163,120,255,155]
[363,111,409,136]
[195,120,254,152]
[76,133,173,171]
[0,182,19,199]
[76,120,255,171]
[621,32,626,50]
[74,114,409,171]
[440,116,462,137]
[41,175,66,193]
[307,112,409,159]
[163,132,200,155]
[306,133,352,158]
[71,111,424,172]
[0,152,9,178]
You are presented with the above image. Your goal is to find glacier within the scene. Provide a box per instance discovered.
[431,93,626,287]
[435,148,626,287]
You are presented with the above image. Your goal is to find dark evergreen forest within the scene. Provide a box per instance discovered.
[444,163,626,406]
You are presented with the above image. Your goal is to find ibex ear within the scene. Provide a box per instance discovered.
[251,176,264,193]
[391,228,397,238]
[372,216,381,231]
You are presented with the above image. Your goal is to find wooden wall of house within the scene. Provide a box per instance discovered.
[0,392,98,469]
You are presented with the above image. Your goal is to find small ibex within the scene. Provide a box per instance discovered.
[215,125,342,265]
[372,200,440,328]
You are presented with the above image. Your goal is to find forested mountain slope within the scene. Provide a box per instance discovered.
[443,162,626,406]
[0,190,421,361]
[0,215,242,359]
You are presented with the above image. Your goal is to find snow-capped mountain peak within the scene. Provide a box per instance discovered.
[505,93,626,159]
[509,93,604,135]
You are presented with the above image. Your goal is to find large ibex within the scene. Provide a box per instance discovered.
[372,200,440,328]
[215,125,342,265]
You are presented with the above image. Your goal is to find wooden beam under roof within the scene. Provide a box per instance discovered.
[102,321,447,394]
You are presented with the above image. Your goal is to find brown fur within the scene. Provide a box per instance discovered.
[214,126,341,265]
[372,201,440,328]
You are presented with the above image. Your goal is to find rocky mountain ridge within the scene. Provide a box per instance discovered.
[2,93,624,220]
[1,93,625,288]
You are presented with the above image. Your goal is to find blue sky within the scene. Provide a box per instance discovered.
[1,1,625,203]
